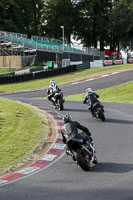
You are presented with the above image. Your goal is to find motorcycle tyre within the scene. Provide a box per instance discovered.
[76,149,90,171]
[58,98,64,110]
[98,110,105,122]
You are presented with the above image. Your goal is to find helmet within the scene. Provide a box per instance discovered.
[86,88,93,94]
[50,80,56,87]
[63,114,72,123]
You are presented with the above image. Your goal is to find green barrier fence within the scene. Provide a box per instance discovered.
[76,62,90,71]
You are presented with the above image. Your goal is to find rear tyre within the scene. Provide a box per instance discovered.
[76,150,90,171]
[98,110,105,122]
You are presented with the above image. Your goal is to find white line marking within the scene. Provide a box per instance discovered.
[101,74,110,77]
[112,72,119,74]
[53,143,65,150]
[18,167,40,175]
[41,154,57,161]
[85,78,95,81]
[57,134,63,139]
[71,82,79,85]
[0,180,8,185]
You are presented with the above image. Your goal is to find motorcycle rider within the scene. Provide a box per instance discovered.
[61,114,93,153]
[47,80,62,107]
[83,88,100,115]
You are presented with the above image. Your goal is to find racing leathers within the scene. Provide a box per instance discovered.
[61,120,92,146]
[83,92,99,113]
[47,85,61,105]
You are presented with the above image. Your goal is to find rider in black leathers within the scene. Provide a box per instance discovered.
[61,114,92,150]
[83,88,100,114]
[47,80,61,107]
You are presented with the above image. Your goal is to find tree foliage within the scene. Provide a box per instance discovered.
[0,0,133,50]
[108,0,133,50]
[73,0,112,50]
[0,0,43,36]
[40,0,77,43]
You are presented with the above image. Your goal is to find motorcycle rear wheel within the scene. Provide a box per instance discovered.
[76,150,90,171]
[98,110,105,122]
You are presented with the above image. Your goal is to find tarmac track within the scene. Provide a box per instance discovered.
[0,69,133,200]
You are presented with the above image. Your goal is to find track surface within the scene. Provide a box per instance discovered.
[0,70,133,200]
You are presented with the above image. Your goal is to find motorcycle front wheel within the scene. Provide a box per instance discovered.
[57,98,64,110]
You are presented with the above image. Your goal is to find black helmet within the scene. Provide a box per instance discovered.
[63,114,72,123]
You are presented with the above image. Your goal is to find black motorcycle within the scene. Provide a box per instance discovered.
[88,102,105,122]
[52,92,65,110]
[65,137,97,171]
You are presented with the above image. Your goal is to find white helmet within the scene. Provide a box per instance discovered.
[86,88,93,94]
[50,80,56,87]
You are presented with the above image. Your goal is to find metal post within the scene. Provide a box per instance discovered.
[61,26,64,51]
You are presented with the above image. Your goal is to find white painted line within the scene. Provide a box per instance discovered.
[0,180,8,185]
[57,134,63,139]
[112,72,119,74]
[71,82,79,85]
[18,167,39,175]
[101,74,110,77]
[53,143,65,150]
[85,78,95,81]
[41,154,57,161]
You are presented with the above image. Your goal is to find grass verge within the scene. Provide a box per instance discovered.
[65,81,133,103]
[0,64,133,93]
[0,98,47,174]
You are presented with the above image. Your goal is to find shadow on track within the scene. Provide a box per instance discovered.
[64,108,89,113]
[93,162,133,173]
[105,118,133,125]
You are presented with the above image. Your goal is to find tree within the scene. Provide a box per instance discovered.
[20,0,44,36]
[0,0,44,36]
[40,0,77,43]
[108,0,133,51]
[73,0,112,50]
[0,0,24,32]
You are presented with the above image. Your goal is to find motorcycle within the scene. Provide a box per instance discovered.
[51,92,65,110]
[65,136,97,171]
[88,102,105,122]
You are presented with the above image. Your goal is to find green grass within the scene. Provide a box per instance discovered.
[65,81,133,103]
[0,98,47,173]
[97,81,133,102]
[0,64,133,93]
